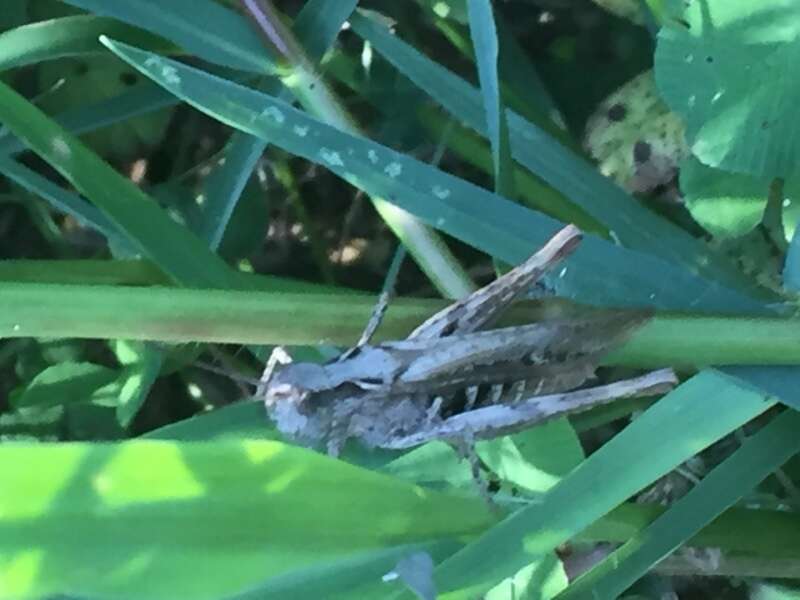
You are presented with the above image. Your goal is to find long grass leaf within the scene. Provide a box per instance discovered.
[100,38,767,312]
[0,81,241,288]
[389,370,776,599]
[348,11,765,296]
[557,409,800,598]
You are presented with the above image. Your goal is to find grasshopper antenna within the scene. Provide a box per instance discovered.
[354,244,407,349]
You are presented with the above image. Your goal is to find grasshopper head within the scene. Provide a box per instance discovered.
[263,362,332,446]
[263,362,332,407]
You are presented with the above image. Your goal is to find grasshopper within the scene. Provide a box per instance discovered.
[259,225,676,456]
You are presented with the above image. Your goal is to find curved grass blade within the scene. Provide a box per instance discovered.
[0,81,179,157]
[557,409,800,599]
[0,14,176,72]
[100,38,768,312]
[64,0,474,298]
[0,80,242,289]
[0,156,134,253]
[466,0,513,197]
[61,0,277,74]
[393,371,776,600]
[348,11,765,297]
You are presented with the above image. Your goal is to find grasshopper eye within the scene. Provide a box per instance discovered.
[264,382,304,407]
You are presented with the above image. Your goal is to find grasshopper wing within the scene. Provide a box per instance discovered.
[408,225,582,340]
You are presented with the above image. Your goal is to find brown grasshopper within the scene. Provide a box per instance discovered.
[259,225,676,456]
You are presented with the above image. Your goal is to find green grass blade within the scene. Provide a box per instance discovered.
[100,38,767,311]
[198,132,266,250]
[0,440,493,599]
[558,409,800,598]
[0,81,179,157]
[197,0,355,252]
[66,0,473,298]
[61,0,277,74]
[11,362,118,410]
[3,282,800,367]
[579,501,800,558]
[0,81,242,289]
[394,370,775,599]
[348,11,764,296]
[293,0,359,63]
[0,156,133,252]
[0,14,176,71]
[466,0,514,197]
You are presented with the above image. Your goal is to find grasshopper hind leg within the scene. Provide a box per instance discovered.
[452,429,499,510]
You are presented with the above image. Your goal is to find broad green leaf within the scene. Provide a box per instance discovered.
[0,80,242,289]
[397,371,775,599]
[348,11,762,296]
[557,409,800,598]
[100,38,768,312]
[0,440,494,599]
[112,341,164,427]
[36,55,173,160]
[10,362,118,410]
[655,0,800,177]
[680,157,769,238]
[477,419,585,494]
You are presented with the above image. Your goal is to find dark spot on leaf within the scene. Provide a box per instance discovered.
[74,62,89,76]
[706,56,714,63]
[762,121,770,130]
[607,103,627,122]
[633,141,652,164]
[119,72,138,86]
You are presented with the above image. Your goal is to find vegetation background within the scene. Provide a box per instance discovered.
[1,0,800,599]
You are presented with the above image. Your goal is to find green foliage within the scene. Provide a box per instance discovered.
[0,0,799,599]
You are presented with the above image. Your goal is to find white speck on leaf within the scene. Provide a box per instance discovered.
[384,162,402,177]
[432,185,451,199]
[609,230,621,245]
[367,150,379,164]
[435,217,446,227]
[320,148,344,167]
[51,137,70,158]
[161,65,180,85]
[293,125,309,137]
[559,267,568,278]
[784,197,792,207]
[261,106,285,124]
